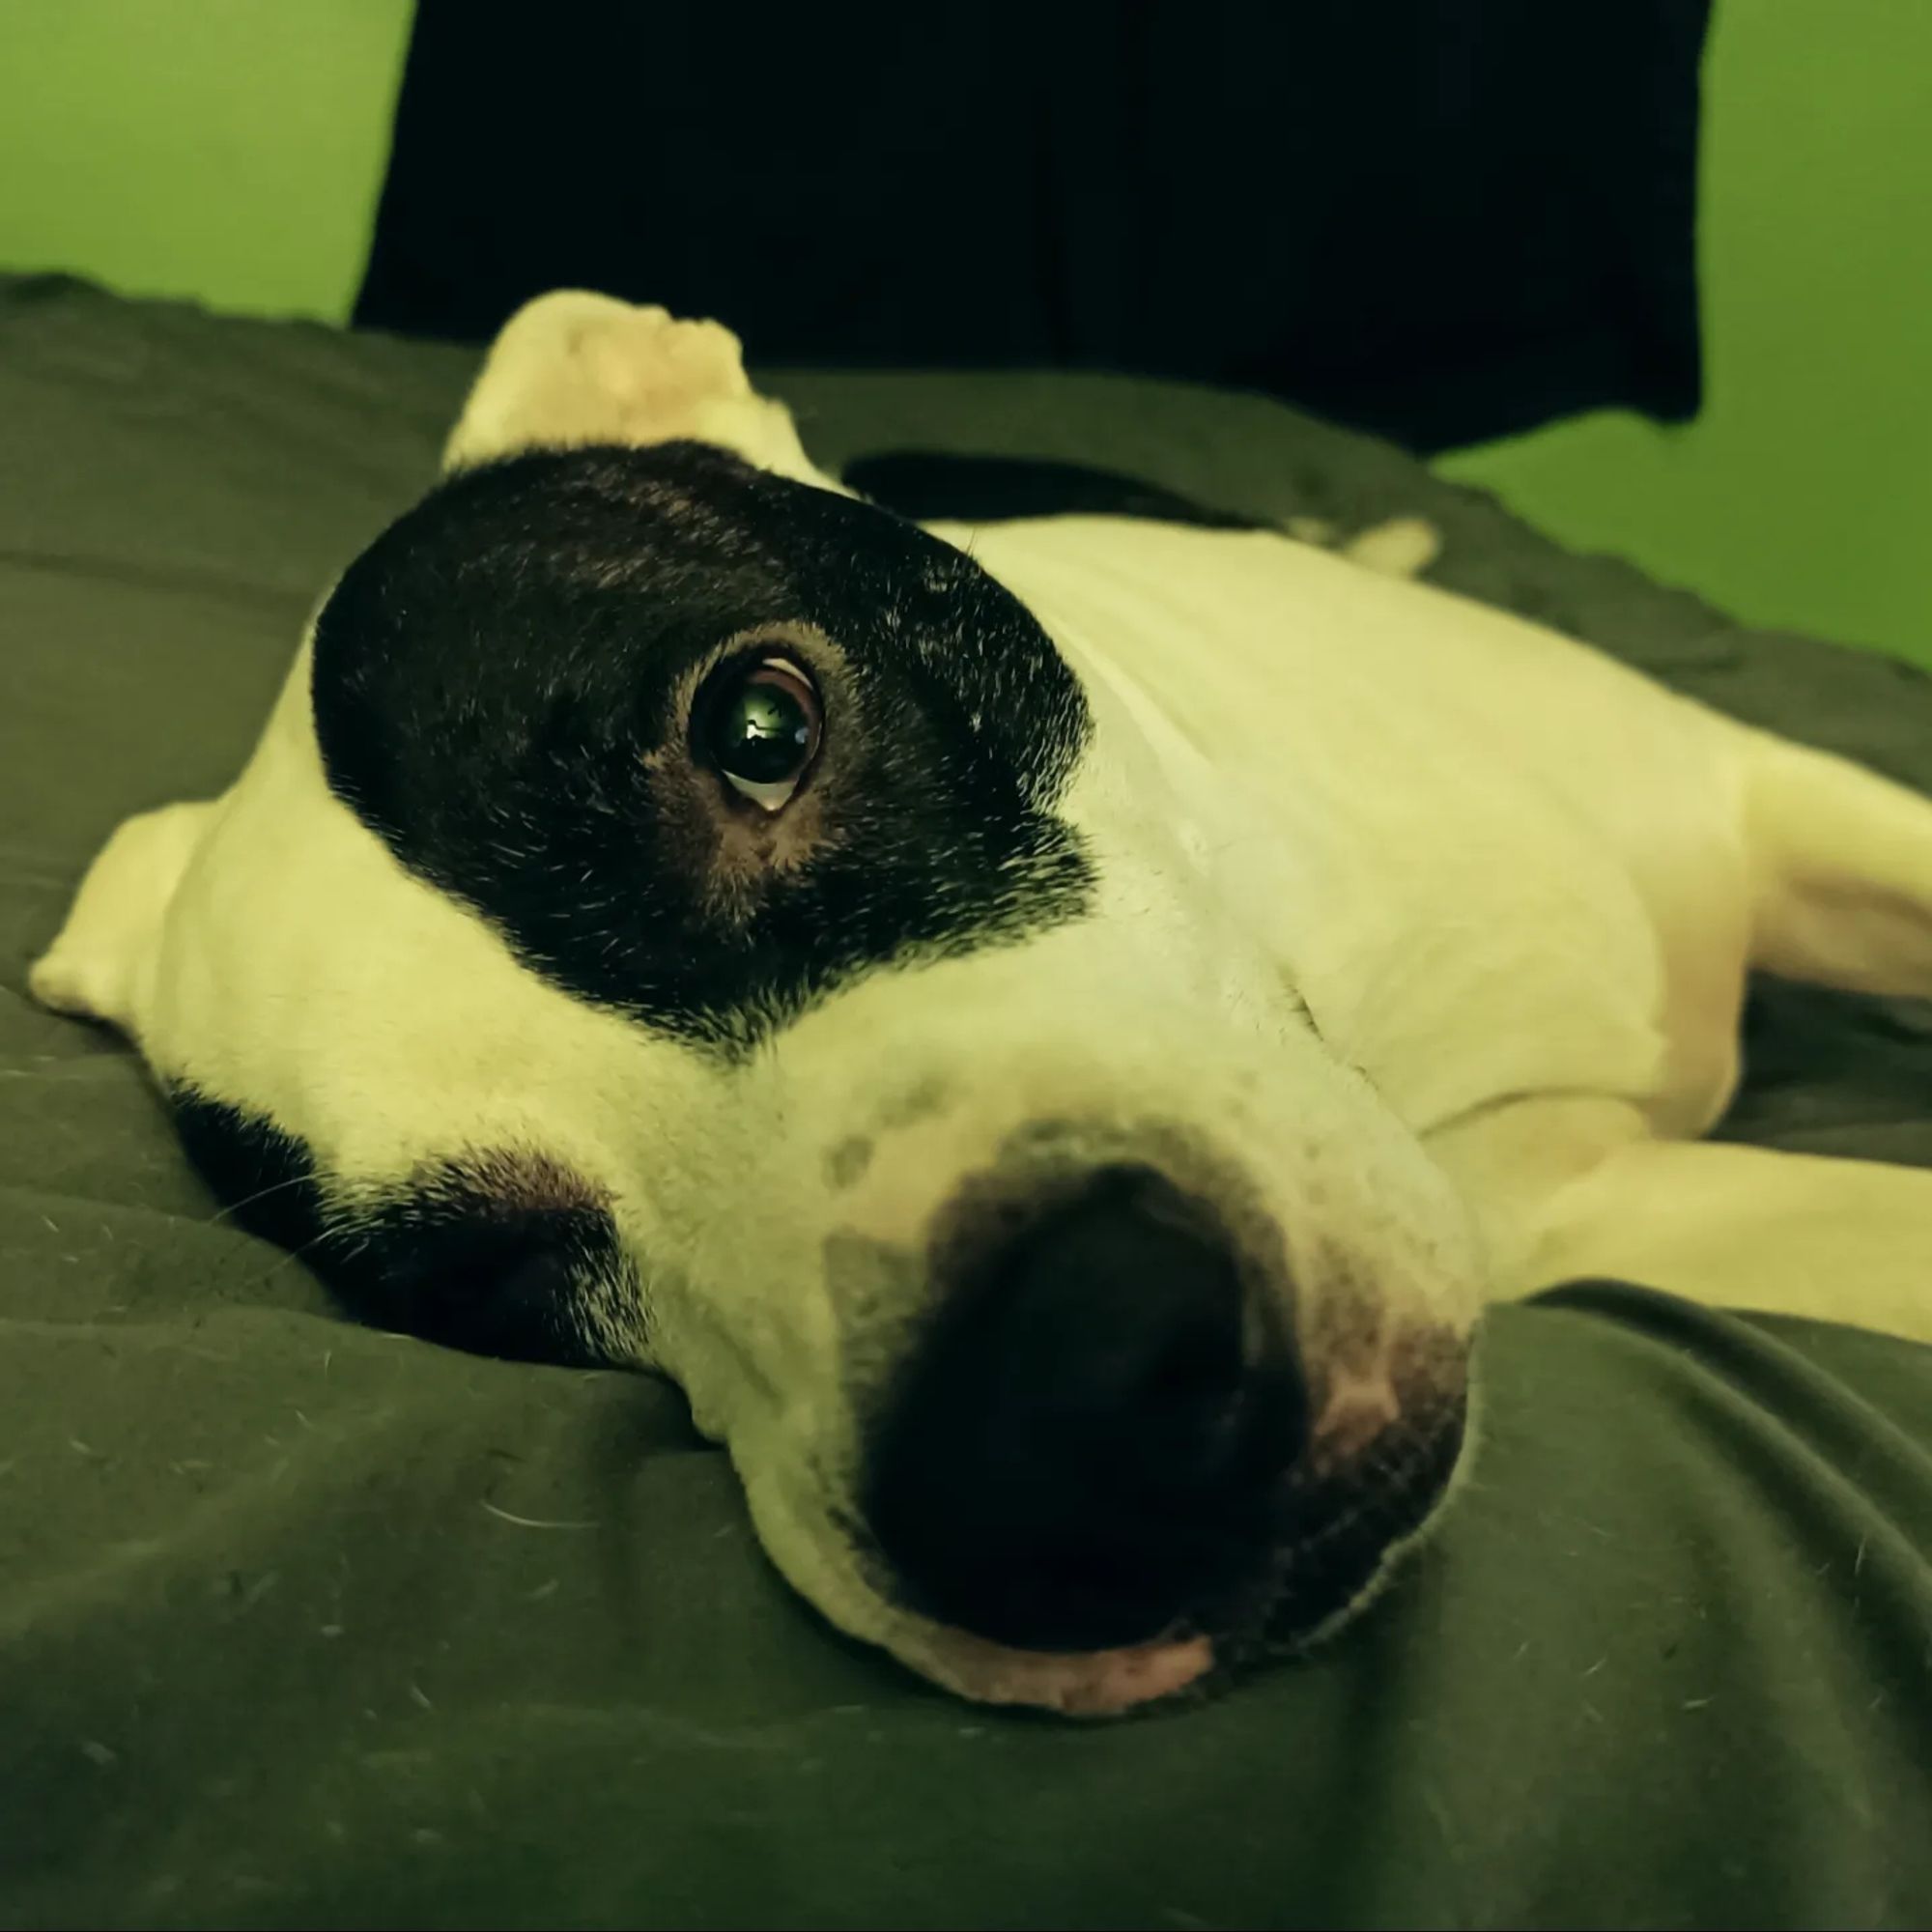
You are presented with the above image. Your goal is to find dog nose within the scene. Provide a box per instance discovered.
[861,1164,1307,1653]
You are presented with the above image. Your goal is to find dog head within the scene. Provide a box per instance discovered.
[31,368,1483,1718]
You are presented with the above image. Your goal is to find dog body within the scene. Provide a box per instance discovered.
[31,295,1932,1714]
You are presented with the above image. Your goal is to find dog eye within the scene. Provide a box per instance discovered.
[702,656,824,811]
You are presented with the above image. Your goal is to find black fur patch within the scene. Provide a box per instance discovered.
[169,1089,626,1365]
[311,442,1095,1050]
[170,1086,323,1254]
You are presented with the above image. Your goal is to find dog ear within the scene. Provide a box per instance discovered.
[440,290,660,471]
[29,799,216,1037]
[440,289,843,489]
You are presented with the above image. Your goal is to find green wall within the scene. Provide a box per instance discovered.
[1,1,1925,664]
[0,1,411,323]
[1440,0,1932,666]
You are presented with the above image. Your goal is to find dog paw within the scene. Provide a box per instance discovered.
[25,949,103,1020]
[1282,514,1442,580]
[1342,516,1442,580]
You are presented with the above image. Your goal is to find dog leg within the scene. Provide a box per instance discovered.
[28,799,217,1036]
[1527,1137,1932,1343]
[1430,1094,1932,1341]
[440,289,847,493]
[1740,724,1932,998]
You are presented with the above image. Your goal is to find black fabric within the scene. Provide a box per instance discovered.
[354,0,1712,452]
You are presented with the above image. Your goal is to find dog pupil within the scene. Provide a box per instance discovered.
[718,678,809,782]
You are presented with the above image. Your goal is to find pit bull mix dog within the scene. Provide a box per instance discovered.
[29,294,1932,1715]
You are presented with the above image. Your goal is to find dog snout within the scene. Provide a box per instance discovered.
[860,1163,1308,1654]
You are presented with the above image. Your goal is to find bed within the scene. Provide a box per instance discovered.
[2,274,1928,1930]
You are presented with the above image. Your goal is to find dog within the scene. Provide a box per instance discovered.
[28,293,1932,1716]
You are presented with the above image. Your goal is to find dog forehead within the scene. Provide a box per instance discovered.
[317,442,1033,726]
[307,442,1095,1050]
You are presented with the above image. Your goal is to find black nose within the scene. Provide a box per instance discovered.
[861,1164,1307,1653]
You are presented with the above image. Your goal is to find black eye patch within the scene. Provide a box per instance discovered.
[311,443,1095,1052]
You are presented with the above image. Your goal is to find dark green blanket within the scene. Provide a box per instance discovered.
[2,278,1928,1930]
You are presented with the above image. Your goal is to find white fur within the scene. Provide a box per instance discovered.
[31,293,1932,1714]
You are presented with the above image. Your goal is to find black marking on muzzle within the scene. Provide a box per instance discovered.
[311,442,1095,1052]
[170,1087,324,1257]
[169,1088,632,1367]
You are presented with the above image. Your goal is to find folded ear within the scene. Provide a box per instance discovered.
[28,799,216,1037]
[440,288,845,490]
